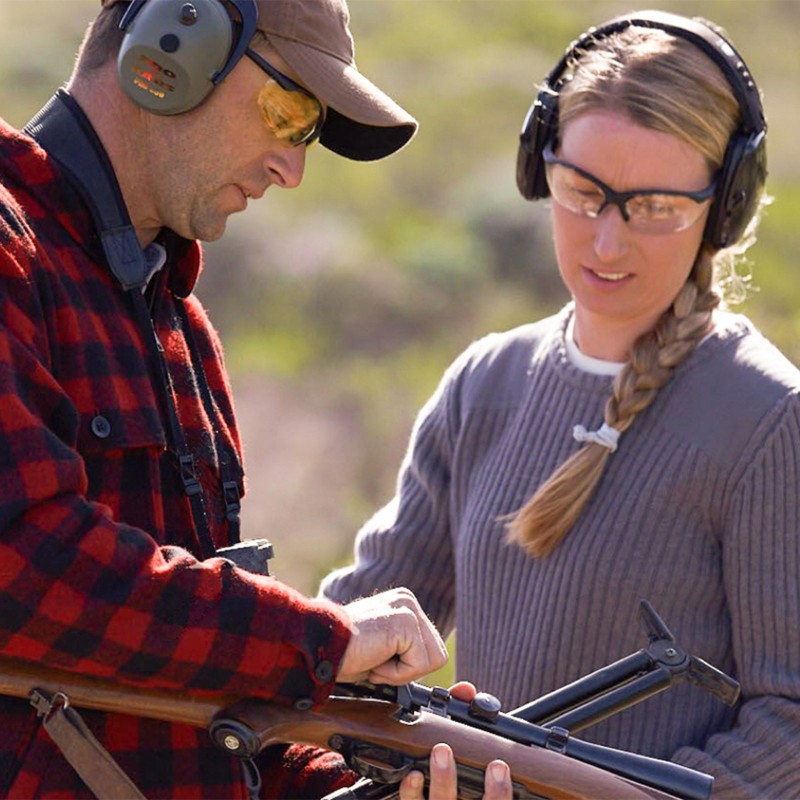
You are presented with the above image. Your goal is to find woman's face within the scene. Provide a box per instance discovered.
[550,111,714,360]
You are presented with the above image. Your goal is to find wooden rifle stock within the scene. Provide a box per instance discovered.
[0,654,231,728]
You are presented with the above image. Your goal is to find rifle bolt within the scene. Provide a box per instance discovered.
[223,735,242,752]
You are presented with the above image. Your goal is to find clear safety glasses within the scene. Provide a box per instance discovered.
[245,49,325,147]
[543,145,717,234]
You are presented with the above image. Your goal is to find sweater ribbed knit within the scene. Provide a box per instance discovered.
[322,306,800,799]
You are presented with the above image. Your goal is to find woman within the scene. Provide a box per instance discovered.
[324,11,800,799]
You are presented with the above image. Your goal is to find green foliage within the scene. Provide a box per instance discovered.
[740,182,800,364]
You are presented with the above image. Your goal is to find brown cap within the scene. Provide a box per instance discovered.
[101,0,418,161]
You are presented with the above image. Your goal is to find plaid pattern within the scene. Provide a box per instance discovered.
[0,117,352,798]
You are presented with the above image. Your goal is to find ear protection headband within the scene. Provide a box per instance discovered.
[117,0,258,115]
[516,10,767,249]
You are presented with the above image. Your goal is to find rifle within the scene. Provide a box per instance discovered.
[0,602,739,800]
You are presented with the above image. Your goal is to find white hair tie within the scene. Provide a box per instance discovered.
[573,422,620,453]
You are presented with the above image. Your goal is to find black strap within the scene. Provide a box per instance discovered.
[130,289,217,558]
[25,90,150,291]
[24,90,219,559]
[176,299,242,541]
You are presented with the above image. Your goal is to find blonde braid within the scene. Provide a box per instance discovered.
[507,248,720,557]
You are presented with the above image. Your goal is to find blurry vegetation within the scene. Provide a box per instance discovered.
[2,0,799,599]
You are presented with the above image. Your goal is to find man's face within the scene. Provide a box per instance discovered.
[141,45,312,242]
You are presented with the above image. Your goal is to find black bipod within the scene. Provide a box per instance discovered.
[510,600,740,731]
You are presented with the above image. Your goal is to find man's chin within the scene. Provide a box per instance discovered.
[190,215,229,243]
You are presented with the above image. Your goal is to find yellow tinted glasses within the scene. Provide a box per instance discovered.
[245,49,324,147]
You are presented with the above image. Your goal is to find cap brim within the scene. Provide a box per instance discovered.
[267,37,418,161]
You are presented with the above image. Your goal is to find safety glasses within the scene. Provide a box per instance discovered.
[245,49,325,147]
[543,145,717,234]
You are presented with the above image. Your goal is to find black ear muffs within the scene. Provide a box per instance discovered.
[117,0,258,115]
[516,10,768,249]
[703,127,767,248]
[516,82,558,202]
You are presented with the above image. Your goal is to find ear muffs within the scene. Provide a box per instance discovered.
[516,82,558,202]
[516,10,768,249]
[703,128,767,248]
[117,0,258,115]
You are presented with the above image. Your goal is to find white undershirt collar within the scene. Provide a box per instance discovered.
[565,316,625,376]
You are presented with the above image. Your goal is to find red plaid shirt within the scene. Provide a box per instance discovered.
[0,117,354,798]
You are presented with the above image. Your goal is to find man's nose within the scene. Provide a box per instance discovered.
[266,144,306,189]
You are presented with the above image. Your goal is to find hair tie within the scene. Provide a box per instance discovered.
[573,422,620,453]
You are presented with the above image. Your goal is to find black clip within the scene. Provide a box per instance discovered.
[222,479,241,522]
[178,454,203,497]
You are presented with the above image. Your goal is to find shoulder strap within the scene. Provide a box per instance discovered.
[24,89,149,291]
[24,91,220,559]
[30,689,147,800]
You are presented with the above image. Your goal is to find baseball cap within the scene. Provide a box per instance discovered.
[101,0,418,161]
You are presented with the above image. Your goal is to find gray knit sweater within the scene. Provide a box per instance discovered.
[321,306,800,798]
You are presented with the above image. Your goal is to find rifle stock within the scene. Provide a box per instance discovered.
[0,654,228,728]
[0,655,701,799]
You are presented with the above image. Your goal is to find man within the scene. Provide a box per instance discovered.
[0,0,455,796]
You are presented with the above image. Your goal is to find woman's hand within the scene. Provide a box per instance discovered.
[398,682,513,800]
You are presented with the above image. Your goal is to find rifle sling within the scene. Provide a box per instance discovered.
[30,689,147,800]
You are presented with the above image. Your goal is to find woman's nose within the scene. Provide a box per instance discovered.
[592,204,630,262]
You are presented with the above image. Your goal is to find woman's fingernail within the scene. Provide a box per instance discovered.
[432,743,450,768]
[407,771,424,791]
[489,761,510,784]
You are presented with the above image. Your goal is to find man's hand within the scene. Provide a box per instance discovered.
[337,588,448,685]
[397,682,513,800]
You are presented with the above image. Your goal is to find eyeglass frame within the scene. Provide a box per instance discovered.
[244,48,325,146]
[542,144,718,230]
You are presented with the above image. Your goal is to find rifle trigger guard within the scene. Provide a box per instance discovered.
[350,754,413,784]
[331,737,415,784]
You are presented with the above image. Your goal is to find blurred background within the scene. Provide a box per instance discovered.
[2,0,798,600]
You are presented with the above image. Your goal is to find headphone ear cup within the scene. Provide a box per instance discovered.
[516,85,559,201]
[118,0,233,115]
[703,130,767,248]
